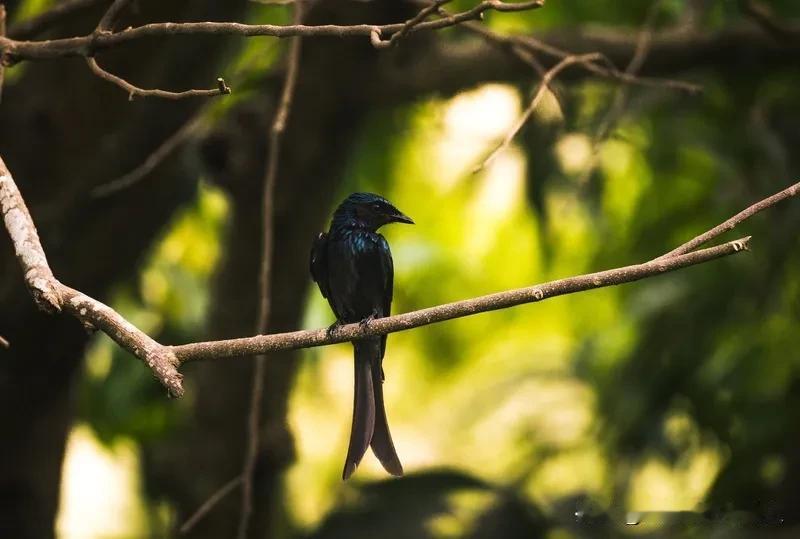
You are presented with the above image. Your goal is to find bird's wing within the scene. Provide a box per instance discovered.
[378,235,394,319]
[309,232,331,299]
[373,234,394,360]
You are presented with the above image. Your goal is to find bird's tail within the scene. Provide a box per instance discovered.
[342,339,404,480]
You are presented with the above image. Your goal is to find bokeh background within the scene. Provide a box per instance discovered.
[1,0,800,537]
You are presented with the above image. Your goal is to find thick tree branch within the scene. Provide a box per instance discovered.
[1,157,61,312]
[0,155,184,396]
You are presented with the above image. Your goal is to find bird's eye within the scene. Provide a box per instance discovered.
[371,202,382,211]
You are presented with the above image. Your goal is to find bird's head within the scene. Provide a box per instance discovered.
[333,192,414,231]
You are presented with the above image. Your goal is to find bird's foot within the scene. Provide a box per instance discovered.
[326,320,343,337]
[359,313,376,332]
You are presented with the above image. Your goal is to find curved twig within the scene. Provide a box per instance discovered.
[85,56,230,100]
[474,53,602,173]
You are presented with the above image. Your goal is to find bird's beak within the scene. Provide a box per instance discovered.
[391,211,414,225]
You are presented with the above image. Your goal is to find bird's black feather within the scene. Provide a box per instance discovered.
[309,193,412,480]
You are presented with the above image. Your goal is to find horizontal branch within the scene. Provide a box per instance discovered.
[0,0,543,62]
[172,237,750,363]
[5,149,798,396]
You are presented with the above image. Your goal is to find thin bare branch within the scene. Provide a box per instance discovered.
[174,237,750,363]
[372,0,453,49]
[179,475,243,534]
[515,35,702,93]
[474,53,602,173]
[459,18,546,76]
[0,4,6,104]
[96,0,132,32]
[85,56,230,100]
[596,0,662,137]
[0,334,8,348]
[576,0,665,184]
[7,0,109,40]
[0,0,544,62]
[238,1,305,536]
[407,0,700,95]
[92,111,205,197]
[740,0,798,43]
[656,180,800,260]
[0,155,184,396]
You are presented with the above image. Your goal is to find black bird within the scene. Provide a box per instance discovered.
[310,192,414,480]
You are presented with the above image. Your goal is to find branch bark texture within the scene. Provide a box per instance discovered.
[171,237,750,363]
[0,155,184,396]
[0,1,543,61]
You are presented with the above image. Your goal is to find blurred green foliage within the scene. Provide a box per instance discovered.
[62,0,800,537]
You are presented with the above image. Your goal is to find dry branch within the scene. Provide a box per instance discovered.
[514,34,702,93]
[0,0,542,100]
[4,151,799,397]
[180,475,243,534]
[0,1,543,62]
[85,56,231,100]
[0,155,184,396]
[474,52,602,173]
[96,0,132,32]
[656,180,800,260]
[238,1,305,535]
[575,0,665,185]
[171,237,750,363]
[92,111,205,197]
